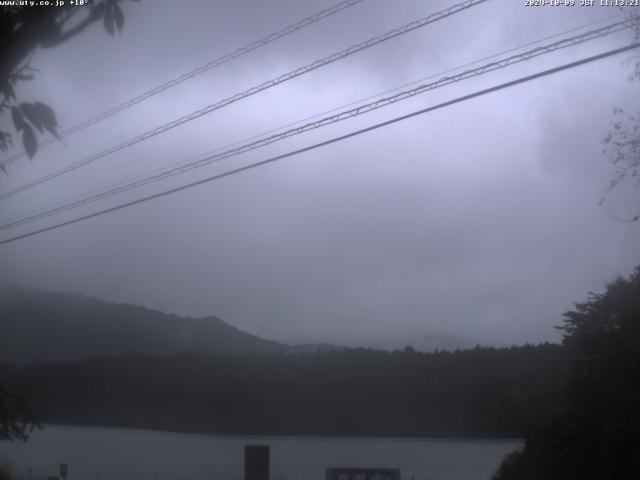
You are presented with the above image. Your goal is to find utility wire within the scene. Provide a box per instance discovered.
[37,8,621,219]
[1,42,638,247]
[0,0,366,167]
[0,0,488,201]
[1,17,635,232]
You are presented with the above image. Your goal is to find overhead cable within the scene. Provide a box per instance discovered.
[1,17,635,231]
[1,41,638,246]
[0,0,367,167]
[0,0,488,201]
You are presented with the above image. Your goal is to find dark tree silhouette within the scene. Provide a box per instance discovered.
[493,266,640,480]
[0,0,132,165]
[0,1,133,442]
[0,386,38,442]
[601,9,640,221]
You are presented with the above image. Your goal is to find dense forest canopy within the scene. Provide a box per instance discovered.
[0,344,567,439]
[493,266,640,480]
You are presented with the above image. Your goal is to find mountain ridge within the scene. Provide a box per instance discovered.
[0,285,300,363]
[0,285,479,363]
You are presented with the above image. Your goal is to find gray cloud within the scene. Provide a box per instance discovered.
[1,0,639,348]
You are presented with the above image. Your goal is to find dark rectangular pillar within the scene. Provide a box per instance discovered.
[245,445,269,480]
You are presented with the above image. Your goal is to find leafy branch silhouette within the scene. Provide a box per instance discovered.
[0,0,133,168]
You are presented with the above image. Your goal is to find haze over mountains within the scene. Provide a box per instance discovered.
[0,286,479,363]
[0,286,298,363]
[0,286,575,439]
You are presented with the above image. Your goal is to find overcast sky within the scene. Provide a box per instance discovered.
[1,0,639,348]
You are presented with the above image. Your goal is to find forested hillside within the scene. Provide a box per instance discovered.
[1,344,567,438]
[493,267,640,480]
[0,286,295,362]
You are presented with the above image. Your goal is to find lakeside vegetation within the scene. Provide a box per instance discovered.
[1,268,638,478]
[1,343,566,439]
[493,267,640,480]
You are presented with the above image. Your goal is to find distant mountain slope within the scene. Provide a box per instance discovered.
[0,286,292,363]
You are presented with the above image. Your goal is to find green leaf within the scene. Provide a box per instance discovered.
[19,102,62,142]
[103,7,115,36]
[89,2,107,20]
[22,123,37,159]
[0,131,10,153]
[11,107,24,131]
[19,103,44,132]
[38,21,62,48]
[32,102,60,140]
[1,81,15,100]
[113,4,124,32]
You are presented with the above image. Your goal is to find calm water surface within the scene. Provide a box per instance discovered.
[0,425,520,480]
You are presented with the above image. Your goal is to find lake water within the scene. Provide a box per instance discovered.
[0,425,520,480]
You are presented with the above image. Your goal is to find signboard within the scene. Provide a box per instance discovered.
[326,468,401,480]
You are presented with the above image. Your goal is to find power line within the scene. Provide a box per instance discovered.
[1,17,635,232]
[0,12,617,229]
[11,9,620,214]
[0,0,488,201]
[1,42,637,247]
[72,9,628,209]
[1,17,634,229]
[0,0,367,167]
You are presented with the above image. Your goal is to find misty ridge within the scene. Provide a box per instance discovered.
[2,267,639,480]
[0,286,476,363]
[0,286,310,362]
[0,286,568,439]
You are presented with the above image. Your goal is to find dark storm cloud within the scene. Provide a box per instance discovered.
[1,0,639,348]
